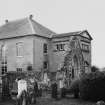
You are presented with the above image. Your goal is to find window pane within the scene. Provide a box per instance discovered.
[82,44,89,52]
[56,44,59,50]
[43,43,48,53]
[60,44,65,50]
[43,61,48,69]
[16,42,23,56]
[56,44,65,51]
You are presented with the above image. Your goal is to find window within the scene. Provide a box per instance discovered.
[16,68,22,72]
[56,44,59,50]
[2,61,7,64]
[56,44,65,51]
[43,43,48,53]
[2,66,7,74]
[1,59,7,75]
[82,44,89,52]
[61,44,64,50]
[16,42,24,57]
[43,61,48,69]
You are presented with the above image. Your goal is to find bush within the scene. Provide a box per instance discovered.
[91,65,99,72]
[69,78,80,98]
[79,71,105,101]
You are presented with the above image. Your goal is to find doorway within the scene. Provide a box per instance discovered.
[72,55,79,79]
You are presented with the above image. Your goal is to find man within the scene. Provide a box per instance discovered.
[33,80,38,103]
[51,81,58,100]
[16,77,27,105]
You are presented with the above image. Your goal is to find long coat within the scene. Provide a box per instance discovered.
[51,82,58,99]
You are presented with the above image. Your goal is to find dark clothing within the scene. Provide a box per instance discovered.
[26,81,38,104]
[38,88,42,97]
[32,81,38,103]
[61,88,66,98]
[51,82,58,99]
[34,81,38,97]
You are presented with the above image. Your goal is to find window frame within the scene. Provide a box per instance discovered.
[43,43,48,53]
[16,42,24,57]
[56,43,65,51]
[82,44,89,52]
[16,68,22,72]
[43,61,48,69]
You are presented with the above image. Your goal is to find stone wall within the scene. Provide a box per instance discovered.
[0,36,33,72]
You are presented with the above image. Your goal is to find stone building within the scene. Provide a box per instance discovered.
[0,15,92,80]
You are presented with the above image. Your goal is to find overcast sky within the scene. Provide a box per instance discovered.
[0,0,105,68]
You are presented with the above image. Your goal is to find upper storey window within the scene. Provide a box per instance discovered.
[82,44,89,52]
[56,44,65,51]
[16,42,24,57]
[43,61,48,69]
[43,43,48,53]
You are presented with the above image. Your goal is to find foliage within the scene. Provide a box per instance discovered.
[27,64,33,71]
[69,78,80,98]
[79,71,105,101]
[91,65,99,72]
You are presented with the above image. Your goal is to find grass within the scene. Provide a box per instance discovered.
[0,94,96,105]
[36,94,95,105]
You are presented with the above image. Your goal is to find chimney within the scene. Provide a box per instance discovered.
[5,19,8,23]
[29,14,33,19]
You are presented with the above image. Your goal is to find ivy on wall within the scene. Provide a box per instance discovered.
[62,36,85,78]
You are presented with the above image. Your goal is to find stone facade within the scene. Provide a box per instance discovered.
[50,32,92,80]
[0,15,92,80]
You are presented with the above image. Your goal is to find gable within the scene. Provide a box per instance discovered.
[80,30,92,40]
[52,30,92,41]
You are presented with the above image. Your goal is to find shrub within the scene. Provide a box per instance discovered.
[91,65,99,72]
[79,71,105,101]
[69,78,80,98]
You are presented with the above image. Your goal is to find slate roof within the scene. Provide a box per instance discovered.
[53,31,82,38]
[52,30,92,40]
[0,15,92,40]
[0,15,56,39]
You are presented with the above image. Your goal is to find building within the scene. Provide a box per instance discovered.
[0,15,92,80]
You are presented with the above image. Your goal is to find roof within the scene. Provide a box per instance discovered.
[52,30,92,40]
[53,31,82,38]
[0,15,56,39]
[0,15,92,40]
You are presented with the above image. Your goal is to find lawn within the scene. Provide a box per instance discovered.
[36,94,95,105]
[0,94,96,105]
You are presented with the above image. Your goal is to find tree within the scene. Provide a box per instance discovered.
[91,65,99,72]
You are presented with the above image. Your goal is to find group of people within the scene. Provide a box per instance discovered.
[15,76,42,105]
[15,72,66,105]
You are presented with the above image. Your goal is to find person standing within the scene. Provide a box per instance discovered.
[38,83,42,97]
[51,81,58,100]
[16,77,27,105]
[33,80,38,103]
[59,79,64,99]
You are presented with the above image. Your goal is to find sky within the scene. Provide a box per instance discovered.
[0,0,105,68]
